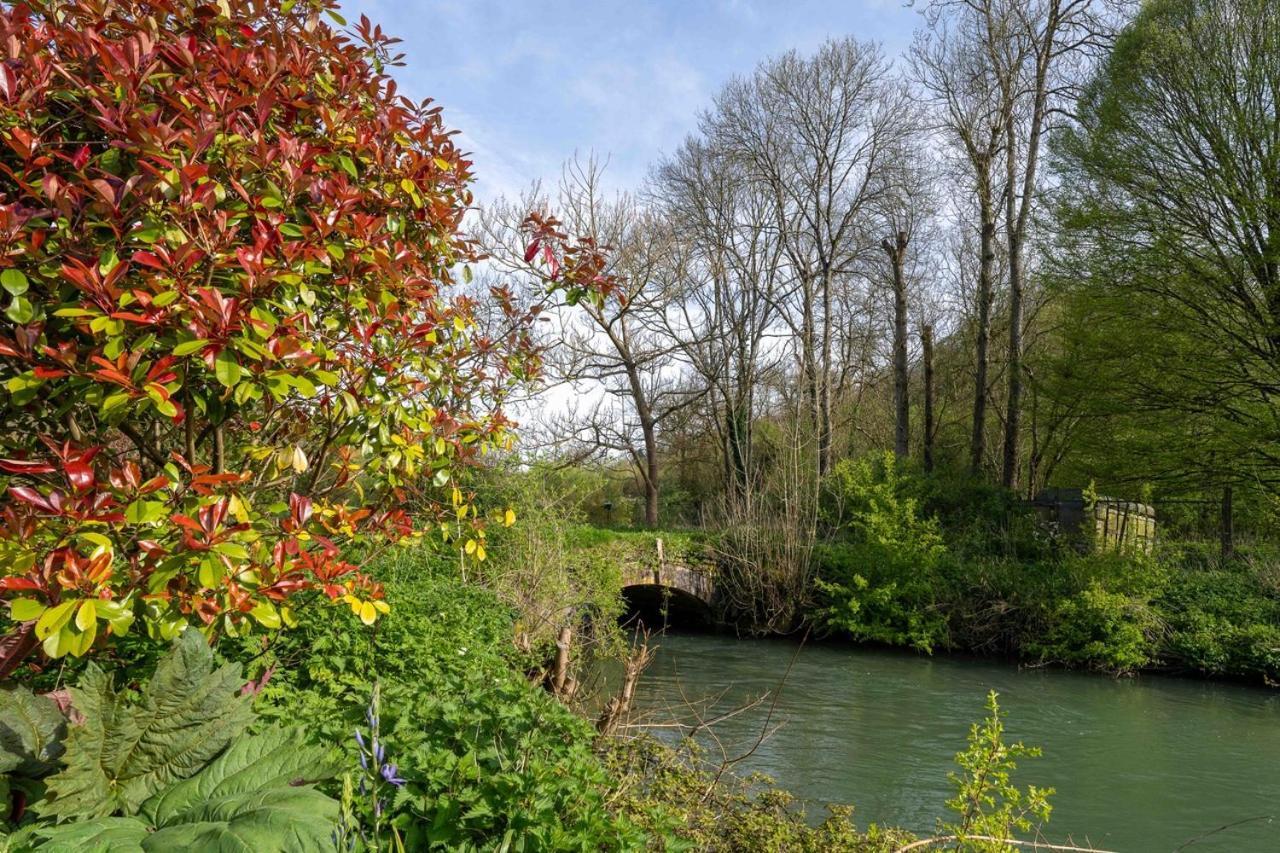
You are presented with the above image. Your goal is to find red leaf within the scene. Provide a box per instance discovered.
[290,492,313,527]
[523,239,540,263]
[64,460,95,492]
[0,459,57,475]
[72,144,90,170]
[132,251,166,270]
[0,577,41,592]
[9,486,54,512]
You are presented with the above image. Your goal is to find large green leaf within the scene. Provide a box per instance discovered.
[143,786,339,852]
[38,631,253,819]
[25,817,148,852]
[0,687,66,776]
[141,727,339,827]
[26,789,338,853]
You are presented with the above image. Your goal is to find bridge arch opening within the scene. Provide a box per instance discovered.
[621,583,714,631]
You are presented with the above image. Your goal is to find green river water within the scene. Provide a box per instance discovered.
[631,634,1280,851]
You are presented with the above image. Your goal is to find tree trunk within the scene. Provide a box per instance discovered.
[884,231,911,459]
[922,324,935,473]
[971,189,996,475]
[624,360,661,529]
[1002,225,1024,491]
[551,625,573,698]
[641,418,659,528]
[800,273,822,477]
[819,271,834,476]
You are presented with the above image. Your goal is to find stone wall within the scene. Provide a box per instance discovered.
[1031,488,1157,555]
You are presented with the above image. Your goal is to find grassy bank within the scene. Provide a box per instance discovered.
[231,544,922,851]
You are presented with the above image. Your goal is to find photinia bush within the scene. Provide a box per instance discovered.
[0,0,612,675]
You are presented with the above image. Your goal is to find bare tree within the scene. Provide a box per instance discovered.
[912,1,1016,477]
[706,38,912,477]
[874,133,938,462]
[653,137,784,506]
[475,157,693,527]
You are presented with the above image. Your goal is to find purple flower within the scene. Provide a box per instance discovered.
[354,729,366,750]
[374,739,384,765]
[380,763,406,787]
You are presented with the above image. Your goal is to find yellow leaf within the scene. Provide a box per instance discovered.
[504,508,516,527]
[251,601,281,629]
[435,437,446,456]
[290,445,309,473]
[358,601,377,626]
[35,600,76,640]
[476,544,486,562]
[69,621,96,657]
[229,494,251,524]
[464,539,477,555]
[9,598,45,622]
[42,626,70,659]
[75,599,97,631]
[372,600,390,614]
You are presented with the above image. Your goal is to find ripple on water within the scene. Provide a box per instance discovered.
[630,633,1280,852]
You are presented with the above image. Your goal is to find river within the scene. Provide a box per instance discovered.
[629,633,1280,851]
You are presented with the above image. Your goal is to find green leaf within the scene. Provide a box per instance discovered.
[338,155,358,179]
[141,728,338,827]
[289,374,317,398]
[101,392,131,417]
[124,500,168,524]
[144,786,338,852]
[38,631,253,819]
[1,268,29,295]
[214,350,242,388]
[9,597,46,622]
[28,816,148,852]
[7,294,35,323]
[144,385,177,418]
[0,685,67,776]
[172,339,209,357]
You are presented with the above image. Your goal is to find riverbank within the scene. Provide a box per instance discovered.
[806,460,1280,685]
[631,455,1280,686]
[225,545,922,851]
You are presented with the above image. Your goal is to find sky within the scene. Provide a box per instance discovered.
[336,0,922,202]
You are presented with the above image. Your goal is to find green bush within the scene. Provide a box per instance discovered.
[237,546,643,851]
[815,454,949,651]
[1158,566,1280,679]
[1028,581,1158,673]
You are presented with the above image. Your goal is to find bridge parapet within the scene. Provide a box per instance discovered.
[619,537,716,607]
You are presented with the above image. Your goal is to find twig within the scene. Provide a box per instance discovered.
[1173,815,1273,850]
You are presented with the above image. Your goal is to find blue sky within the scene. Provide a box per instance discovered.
[336,1,920,201]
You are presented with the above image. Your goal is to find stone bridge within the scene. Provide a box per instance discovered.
[619,538,716,624]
